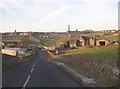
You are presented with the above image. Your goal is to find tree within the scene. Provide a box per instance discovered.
[21,36,32,48]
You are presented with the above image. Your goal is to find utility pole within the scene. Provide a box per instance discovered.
[55,37,58,55]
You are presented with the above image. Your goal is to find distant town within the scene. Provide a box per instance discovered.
[1,25,119,52]
[1,25,119,87]
[1,0,119,88]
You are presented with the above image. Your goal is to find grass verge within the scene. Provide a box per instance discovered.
[50,45,119,87]
[60,45,118,61]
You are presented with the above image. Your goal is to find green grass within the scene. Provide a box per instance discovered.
[58,45,118,87]
[41,40,56,46]
[60,45,118,61]
[81,32,101,38]
[3,36,23,41]
[97,35,118,41]
[29,36,39,42]
[59,45,118,87]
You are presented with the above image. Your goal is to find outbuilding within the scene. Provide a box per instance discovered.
[2,48,27,56]
[96,39,110,46]
[79,36,90,46]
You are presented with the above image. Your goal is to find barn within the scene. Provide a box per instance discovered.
[2,48,27,56]
[89,36,96,46]
[79,36,90,46]
[96,39,110,46]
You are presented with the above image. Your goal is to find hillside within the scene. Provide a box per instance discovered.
[60,45,118,61]
[57,45,118,86]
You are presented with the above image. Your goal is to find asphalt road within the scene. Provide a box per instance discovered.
[3,49,82,88]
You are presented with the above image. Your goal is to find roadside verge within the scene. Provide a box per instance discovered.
[46,50,111,87]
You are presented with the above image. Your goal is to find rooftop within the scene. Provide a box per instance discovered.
[2,48,27,51]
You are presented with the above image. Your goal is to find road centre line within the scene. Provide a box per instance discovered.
[22,75,31,88]
[22,62,36,88]
[31,68,34,73]
[34,61,37,65]
[32,65,34,68]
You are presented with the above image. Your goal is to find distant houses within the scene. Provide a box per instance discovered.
[3,31,32,36]
[22,32,31,36]
[64,36,95,48]
[67,30,80,37]
[101,30,118,36]
[63,35,118,49]
[15,32,31,36]
[78,36,112,47]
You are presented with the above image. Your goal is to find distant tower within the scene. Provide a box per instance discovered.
[68,25,70,32]
[67,25,71,37]
[14,29,17,35]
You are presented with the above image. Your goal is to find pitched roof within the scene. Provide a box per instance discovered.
[80,36,89,41]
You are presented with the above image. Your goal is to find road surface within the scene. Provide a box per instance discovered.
[3,49,82,87]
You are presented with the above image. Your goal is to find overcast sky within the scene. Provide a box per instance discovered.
[0,0,119,32]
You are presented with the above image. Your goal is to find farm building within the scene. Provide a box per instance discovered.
[70,42,77,48]
[79,36,90,46]
[44,46,55,51]
[96,39,110,46]
[89,36,96,46]
[76,40,82,47]
[2,48,27,56]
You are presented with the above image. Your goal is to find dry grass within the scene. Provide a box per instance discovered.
[47,51,57,59]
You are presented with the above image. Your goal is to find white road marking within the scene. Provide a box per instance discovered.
[34,61,37,65]
[32,65,35,68]
[22,75,31,88]
[31,68,34,73]
[22,62,36,88]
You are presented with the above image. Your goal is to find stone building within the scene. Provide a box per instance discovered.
[79,36,90,46]
[89,36,96,46]
[96,39,110,46]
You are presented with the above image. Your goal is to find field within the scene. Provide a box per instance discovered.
[98,34,118,41]
[80,32,102,38]
[60,45,118,61]
[2,36,23,42]
[80,32,118,41]
[41,40,56,46]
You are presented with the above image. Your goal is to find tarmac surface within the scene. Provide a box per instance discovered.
[3,49,82,88]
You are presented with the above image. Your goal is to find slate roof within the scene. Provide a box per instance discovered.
[81,36,90,41]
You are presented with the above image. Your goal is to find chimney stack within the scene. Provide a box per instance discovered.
[68,25,70,32]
